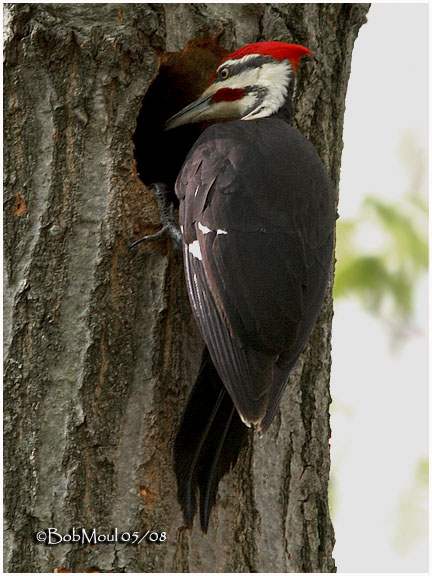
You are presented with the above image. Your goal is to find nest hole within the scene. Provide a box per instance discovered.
[133,39,228,200]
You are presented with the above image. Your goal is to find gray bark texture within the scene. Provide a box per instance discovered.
[4,3,369,573]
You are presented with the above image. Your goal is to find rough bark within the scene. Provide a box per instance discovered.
[4,3,369,572]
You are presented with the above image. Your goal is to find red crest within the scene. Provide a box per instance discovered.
[220,42,312,72]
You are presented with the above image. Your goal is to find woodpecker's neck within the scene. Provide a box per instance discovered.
[272,81,295,122]
[236,57,294,120]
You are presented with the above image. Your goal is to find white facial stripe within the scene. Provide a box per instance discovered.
[205,66,260,96]
[216,229,228,235]
[205,59,293,120]
[218,53,266,69]
[243,60,292,120]
[258,60,291,92]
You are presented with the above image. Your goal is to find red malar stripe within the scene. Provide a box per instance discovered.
[211,88,246,103]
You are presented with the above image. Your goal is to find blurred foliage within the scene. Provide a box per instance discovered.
[391,458,429,554]
[334,135,428,331]
[334,195,428,319]
[330,135,429,546]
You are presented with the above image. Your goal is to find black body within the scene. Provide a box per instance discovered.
[174,117,335,530]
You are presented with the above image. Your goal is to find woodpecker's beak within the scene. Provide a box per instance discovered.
[165,94,213,131]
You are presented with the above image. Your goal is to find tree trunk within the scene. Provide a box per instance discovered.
[4,3,369,572]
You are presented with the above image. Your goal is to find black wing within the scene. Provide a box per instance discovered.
[176,118,335,428]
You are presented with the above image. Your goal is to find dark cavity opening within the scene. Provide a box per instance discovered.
[133,39,228,199]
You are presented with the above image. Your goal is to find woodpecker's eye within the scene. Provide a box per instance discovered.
[220,68,230,80]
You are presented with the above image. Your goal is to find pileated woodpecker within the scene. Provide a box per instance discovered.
[152,42,335,531]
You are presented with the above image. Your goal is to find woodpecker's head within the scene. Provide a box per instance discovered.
[165,41,311,130]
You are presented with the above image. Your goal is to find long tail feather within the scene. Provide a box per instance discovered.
[199,404,235,531]
[176,383,225,524]
[174,349,248,531]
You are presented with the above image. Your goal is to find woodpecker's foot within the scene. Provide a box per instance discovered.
[130,183,182,251]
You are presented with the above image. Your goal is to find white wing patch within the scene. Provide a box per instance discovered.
[188,240,202,260]
[198,222,212,234]
[187,223,227,261]
[197,222,228,236]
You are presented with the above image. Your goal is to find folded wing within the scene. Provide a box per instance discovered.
[177,118,334,428]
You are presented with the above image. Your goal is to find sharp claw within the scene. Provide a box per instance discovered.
[129,226,167,249]
[130,183,182,251]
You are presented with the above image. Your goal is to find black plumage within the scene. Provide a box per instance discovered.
[174,349,247,532]
[173,117,335,527]
[177,118,334,425]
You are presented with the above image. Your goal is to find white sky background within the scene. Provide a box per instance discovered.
[331,3,429,573]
